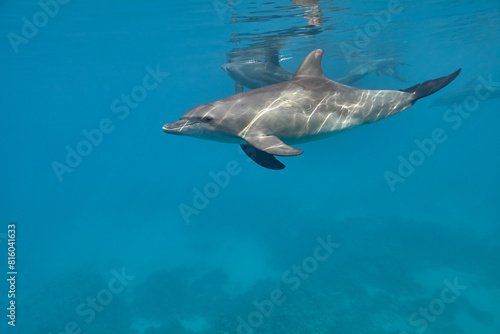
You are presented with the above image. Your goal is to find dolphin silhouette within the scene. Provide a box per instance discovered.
[336,58,408,85]
[221,57,293,93]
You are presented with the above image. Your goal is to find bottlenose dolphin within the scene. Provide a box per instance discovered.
[221,56,293,93]
[163,49,460,169]
[336,58,408,85]
[430,75,500,107]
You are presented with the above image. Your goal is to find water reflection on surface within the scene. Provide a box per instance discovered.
[217,0,499,94]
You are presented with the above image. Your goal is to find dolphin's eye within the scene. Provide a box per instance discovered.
[202,116,213,122]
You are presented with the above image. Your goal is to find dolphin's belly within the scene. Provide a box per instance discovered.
[266,95,365,143]
[230,81,414,145]
[281,112,362,144]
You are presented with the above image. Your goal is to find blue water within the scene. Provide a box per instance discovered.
[1,0,500,333]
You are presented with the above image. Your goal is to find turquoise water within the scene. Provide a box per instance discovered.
[1,0,500,333]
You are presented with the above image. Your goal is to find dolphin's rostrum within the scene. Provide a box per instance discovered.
[163,49,460,169]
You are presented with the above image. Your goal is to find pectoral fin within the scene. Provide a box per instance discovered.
[243,135,303,156]
[240,144,285,170]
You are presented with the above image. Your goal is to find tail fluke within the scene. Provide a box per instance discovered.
[400,68,461,101]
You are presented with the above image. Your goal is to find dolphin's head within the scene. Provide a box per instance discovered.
[162,103,216,137]
[162,103,240,143]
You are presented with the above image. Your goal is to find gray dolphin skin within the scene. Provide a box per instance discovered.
[336,58,408,85]
[221,56,407,93]
[430,75,500,107]
[221,58,293,93]
[163,49,460,170]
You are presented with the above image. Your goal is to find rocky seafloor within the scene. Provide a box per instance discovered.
[12,218,500,334]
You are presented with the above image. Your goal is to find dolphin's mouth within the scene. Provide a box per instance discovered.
[162,119,196,134]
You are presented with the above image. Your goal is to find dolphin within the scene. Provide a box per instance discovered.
[163,49,460,170]
[336,58,408,85]
[430,75,500,107]
[221,55,293,93]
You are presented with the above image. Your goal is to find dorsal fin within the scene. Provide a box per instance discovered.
[265,51,280,65]
[292,49,326,80]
